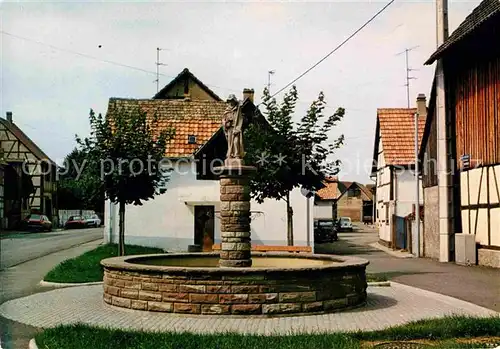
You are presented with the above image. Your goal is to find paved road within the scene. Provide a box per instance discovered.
[0,238,103,349]
[0,228,103,270]
[316,223,500,312]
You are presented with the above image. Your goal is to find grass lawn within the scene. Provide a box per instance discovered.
[35,316,500,349]
[366,274,389,283]
[43,243,164,283]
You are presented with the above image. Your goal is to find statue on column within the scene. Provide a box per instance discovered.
[222,94,245,164]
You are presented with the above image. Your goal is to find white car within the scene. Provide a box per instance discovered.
[338,217,353,231]
[85,214,101,227]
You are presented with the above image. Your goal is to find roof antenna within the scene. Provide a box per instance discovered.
[154,47,168,93]
[396,46,419,108]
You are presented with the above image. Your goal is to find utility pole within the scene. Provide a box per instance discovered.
[396,46,419,107]
[267,70,275,93]
[155,47,167,93]
[436,0,451,262]
[414,110,420,257]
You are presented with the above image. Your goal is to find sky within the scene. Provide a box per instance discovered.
[1,0,481,183]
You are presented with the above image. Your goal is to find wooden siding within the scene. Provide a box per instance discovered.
[452,56,500,168]
[422,104,438,188]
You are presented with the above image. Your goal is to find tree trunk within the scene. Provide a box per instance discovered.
[118,200,125,256]
[286,193,294,246]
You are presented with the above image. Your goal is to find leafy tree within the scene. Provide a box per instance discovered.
[245,86,344,245]
[57,147,103,211]
[78,108,174,255]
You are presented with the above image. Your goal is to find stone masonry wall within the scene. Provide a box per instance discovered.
[103,267,367,315]
[219,176,252,267]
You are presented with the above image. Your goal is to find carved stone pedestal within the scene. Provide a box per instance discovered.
[217,160,256,268]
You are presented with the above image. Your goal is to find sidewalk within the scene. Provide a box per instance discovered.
[0,239,103,349]
[316,229,500,312]
[0,283,496,335]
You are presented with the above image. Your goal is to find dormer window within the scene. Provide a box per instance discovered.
[188,135,196,144]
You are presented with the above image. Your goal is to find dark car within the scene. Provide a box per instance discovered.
[65,215,87,229]
[314,219,338,243]
[22,214,52,232]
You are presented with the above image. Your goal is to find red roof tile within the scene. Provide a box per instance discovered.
[106,98,226,158]
[377,108,426,166]
[316,178,341,200]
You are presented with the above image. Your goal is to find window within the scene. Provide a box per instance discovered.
[348,187,361,198]
[385,204,389,225]
[188,135,197,144]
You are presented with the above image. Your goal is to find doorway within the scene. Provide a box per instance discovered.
[194,206,215,252]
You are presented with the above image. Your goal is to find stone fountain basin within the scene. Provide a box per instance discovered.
[101,252,369,316]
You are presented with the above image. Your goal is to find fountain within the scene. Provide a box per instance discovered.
[101,90,369,316]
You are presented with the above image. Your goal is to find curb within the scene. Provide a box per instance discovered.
[370,242,414,259]
[29,338,38,349]
[367,281,391,287]
[40,280,103,288]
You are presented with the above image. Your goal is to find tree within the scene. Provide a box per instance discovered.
[245,86,345,245]
[57,147,103,211]
[78,108,174,255]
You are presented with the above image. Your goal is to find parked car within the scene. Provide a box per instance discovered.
[64,215,87,229]
[22,214,52,232]
[338,216,353,232]
[85,214,101,227]
[314,219,338,243]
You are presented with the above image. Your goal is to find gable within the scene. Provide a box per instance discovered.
[0,118,55,164]
[336,182,373,202]
[154,68,222,101]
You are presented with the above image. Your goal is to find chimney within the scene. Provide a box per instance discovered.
[243,88,254,103]
[416,93,427,118]
[6,112,12,123]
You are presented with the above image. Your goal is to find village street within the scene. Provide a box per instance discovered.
[317,224,500,312]
[0,227,102,271]
[0,229,103,349]
[1,225,499,348]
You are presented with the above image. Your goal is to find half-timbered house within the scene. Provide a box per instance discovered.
[422,0,500,268]
[371,95,427,251]
[0,112,58,229]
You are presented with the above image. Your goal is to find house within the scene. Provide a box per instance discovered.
[336,182,374,223]
[371,95,426,251]
[104,69,312,251]
[0,112,58,229]
[421,0,500,268]
[314,177,342,221]
[314,178,374,223]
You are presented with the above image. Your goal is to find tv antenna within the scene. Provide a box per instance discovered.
[396,46,419,107]
[154,47,168,93]
[267,70,275,94]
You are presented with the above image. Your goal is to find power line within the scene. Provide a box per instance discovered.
[269,0,396,100]
[0,30,240,93]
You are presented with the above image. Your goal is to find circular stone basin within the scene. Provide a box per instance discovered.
[101,253,369,316]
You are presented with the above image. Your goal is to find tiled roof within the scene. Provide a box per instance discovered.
[425,0,500,64]
[377,108,426,166]
[106,98,226,158]
[316,178,341,200]
[357,183,374,201]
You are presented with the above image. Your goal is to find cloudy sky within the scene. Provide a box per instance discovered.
[1,0,480,183]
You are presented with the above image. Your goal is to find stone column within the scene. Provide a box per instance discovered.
[219,166,254,267]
